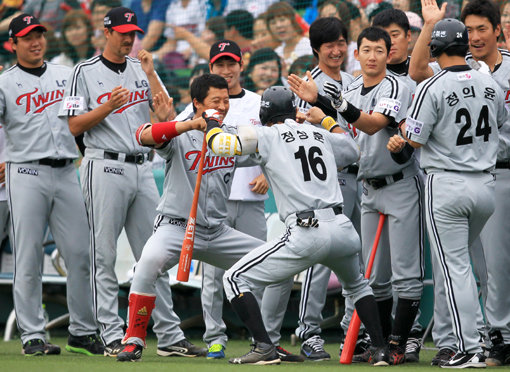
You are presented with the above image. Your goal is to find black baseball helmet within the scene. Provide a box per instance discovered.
[430,18,468,58]
[259,86,296,125]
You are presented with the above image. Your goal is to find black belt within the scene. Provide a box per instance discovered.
[104,151,147,165]
[38,158,73,167]
[347,164,359,175]
[296,206,343,220]
[365,171,404,190]
[496,161,510,169]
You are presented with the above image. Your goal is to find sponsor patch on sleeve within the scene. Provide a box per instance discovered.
[63,96,84,111]
[406,117,423,137]
[376,97,401,114]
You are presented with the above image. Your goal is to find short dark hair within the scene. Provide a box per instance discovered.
[207,16,227,40]
[190,74,228,113]
[460,0,500,31]
[226,9,254,39]
[357,26,391,54]
[442,44,470,58]
[309,17,348,59]
[372,8,410,33]
[90,0,122,11]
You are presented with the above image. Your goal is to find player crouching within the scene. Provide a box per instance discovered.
[206,86,390,365]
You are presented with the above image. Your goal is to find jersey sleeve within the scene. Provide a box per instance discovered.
[495,83,509,128]
[405,80,437,145]
[59,66,90,117]
[325,131,360,168]
[373,77,410,127]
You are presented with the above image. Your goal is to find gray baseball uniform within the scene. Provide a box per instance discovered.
[405,65,506,353]
[60,55,180,347]
[0,62,96,344]
[340,75,424,304]
[125,123,294,348]
[294,65,360,340]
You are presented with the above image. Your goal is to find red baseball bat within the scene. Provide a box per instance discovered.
[176,132,207,282]
[340,212,386,364]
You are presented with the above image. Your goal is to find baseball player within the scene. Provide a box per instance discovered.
[174,40,298,362]
[116,73,293,362]
[207,85,389,366]
[408,0,510,365]
[60,7,202,357]
[396,18,506,368]
[290,16,362,362]
[1,14,102,356]
[289,26,424,365]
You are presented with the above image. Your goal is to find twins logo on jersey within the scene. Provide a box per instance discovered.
[185,150,235,175]
[16,88,65,114]
[97,88,149,114]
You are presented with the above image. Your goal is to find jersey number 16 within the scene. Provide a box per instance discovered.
[294,146,328,182]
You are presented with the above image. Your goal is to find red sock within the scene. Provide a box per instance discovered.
[122,293,156,345]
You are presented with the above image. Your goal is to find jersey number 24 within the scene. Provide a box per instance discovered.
[456,105,491,146]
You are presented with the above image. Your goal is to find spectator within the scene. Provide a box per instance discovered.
[405,10,423,54]
[129,0,170,51]
[51,10,95,68]
[225,9,254,53]
[266,1,312,73]
[23,0,82,31]
[242,47,282,94]
[90,0,122,53]
[223,0,279,18]
[288,53,316,76]
[501,0,510,48]
[252,12,280,50]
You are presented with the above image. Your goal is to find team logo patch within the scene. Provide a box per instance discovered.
[377,98,401,113]
[104,166,124,175]
[457,72,472,81]
[406,117,423,136]
[18,167,38,176]
[63,96,84,111]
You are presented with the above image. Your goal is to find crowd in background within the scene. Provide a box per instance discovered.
[1,0,507,113]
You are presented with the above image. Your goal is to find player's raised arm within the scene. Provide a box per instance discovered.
[408,0,446,83]
[136,117,206,146]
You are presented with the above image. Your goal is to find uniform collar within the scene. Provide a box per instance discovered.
[17,62,47,77]
[100,54,127,74]
[444,65,471,72]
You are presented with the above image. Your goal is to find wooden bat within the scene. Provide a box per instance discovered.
[340,212,386,364]
[176,132,207,282]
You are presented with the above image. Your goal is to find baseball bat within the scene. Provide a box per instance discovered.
[176,132,208,282]
[340,212,386,364]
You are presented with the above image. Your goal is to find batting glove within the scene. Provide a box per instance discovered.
[203,109,222,131]
[324,82,348,113]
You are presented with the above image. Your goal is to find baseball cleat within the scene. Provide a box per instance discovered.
[431,347,457,366]
[206,344,225,359]
[44,342,61,355]
[441,351,486,368]
[104,339,123,357]
[65,334,104,356]
[157,339,207,357]
[301,335,331,361]
[405,335,422,362]
[117,343,143,362]
[22,339,46,356]
[276,345,305,362]
[370,346,390,366]
[388,342,406,365]
[229,342,281,365]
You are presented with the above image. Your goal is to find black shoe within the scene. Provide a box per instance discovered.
[405,336,421,362]
[44,342,61,355]
[157,339,207,357]
[486,330,510,366]
[370,346,390,366]
[23,339,45,356]
[441,351,486,368]
[229,342,281,365]
[431,347,457,366]
[104,339,123,357]
[339,330,371,357]
[352,348,371,363]
[388,341,406,365]
[276,346,305,362]
[117,343,143,362]
[65,334,104,356]
[301,335,331,361]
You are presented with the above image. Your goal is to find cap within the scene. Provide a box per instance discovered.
[209,40,242,64]
[9,13,47,38]
[405,11,423,31]
[104,7,144,34]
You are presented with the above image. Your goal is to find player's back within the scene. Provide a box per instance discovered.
[409,67,505,172]
[254,120,359,221]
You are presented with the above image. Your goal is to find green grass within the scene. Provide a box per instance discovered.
[2,337,509,371]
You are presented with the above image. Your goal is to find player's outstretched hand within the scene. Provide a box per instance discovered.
[306,107,327,124]
[288,71,318,104]
[108,86,130,110]
[323,82,347,112]
[421,0,447,26]
[387,134,407,153]
[138,49,155,75]
[154,92,175,121]
[249,174,269,194]
[202,109,223,131]
[295,111,307,123]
